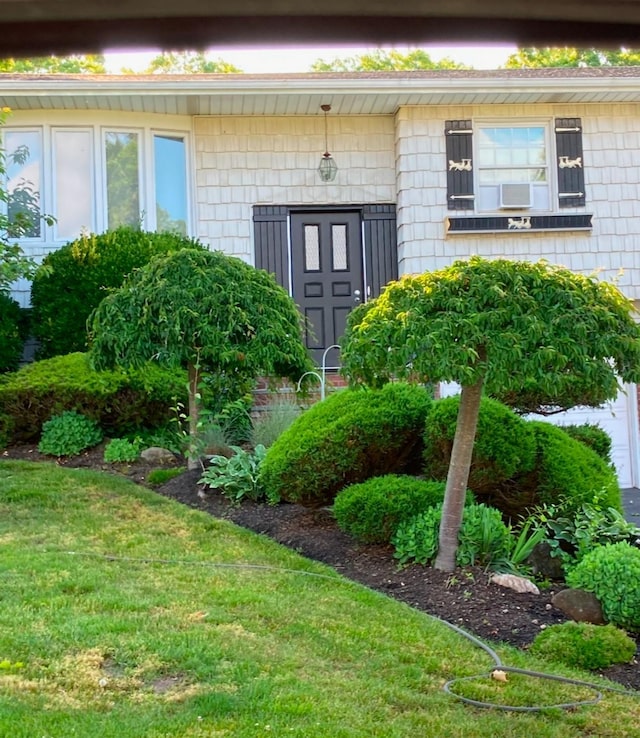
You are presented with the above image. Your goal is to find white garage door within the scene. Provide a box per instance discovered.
[439,383,639,489]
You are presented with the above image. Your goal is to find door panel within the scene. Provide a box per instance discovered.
[290,211,363,368]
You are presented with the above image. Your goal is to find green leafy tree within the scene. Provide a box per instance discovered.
[140,51,242,74]
[89,248,313,469]
[504,47,640,68]
[341,257,640,571]
[0,55,106,73]
[310,49,469,72]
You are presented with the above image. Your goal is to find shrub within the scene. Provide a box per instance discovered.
[561,423,612,464]
[103,437,141,463]
[147,467,187,486]
[38,410,103,456]
[392,503,512,569]
[531,501,640,568]
[530,622,636,670]
[422,396,536,498]
[0,352,187,443]
[0,293,28,373]
[566,542,640,630]
[30,227,205,358]
[250,394,302,449]
[521,422,621,514]
[334,475,473,544]
[259,383,432,506]
[199,445,268,504]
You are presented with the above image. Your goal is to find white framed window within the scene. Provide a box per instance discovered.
[103,129,143,229]
[152,132,188,235]
[53,128,94,240]
[4,128,44,239]
[476,123,551,212]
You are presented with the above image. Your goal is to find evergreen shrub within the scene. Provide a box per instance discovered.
[38,410,103,456]
[259,383,432,506]
[529,622,636,671]
[333,474,473,544]
[422,395,536,496]
[0,293,28,373]
[0,352,187,443]
[30,227,205,358]
[561,423,612,463]
[566,542,640,630]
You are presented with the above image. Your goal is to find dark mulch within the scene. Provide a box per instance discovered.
[2,443,639,691]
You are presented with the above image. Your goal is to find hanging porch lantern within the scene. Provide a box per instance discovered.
[318,104,338,182]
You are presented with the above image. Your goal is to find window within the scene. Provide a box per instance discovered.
[4,124,190,242]
[445,117,585,214]
[153,134,188,235]
[476,125,550,211]
[4,129,43,238]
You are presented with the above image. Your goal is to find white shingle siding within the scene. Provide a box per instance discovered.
[193,115,396,260]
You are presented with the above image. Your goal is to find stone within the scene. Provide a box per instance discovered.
[489,573,540,594]
[551,588,606,624]
[526,541,566,581]
[140,446,176,465]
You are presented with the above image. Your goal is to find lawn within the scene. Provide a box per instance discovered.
[0,460,638,737]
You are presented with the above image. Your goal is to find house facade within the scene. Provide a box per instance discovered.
[2,68,640,485]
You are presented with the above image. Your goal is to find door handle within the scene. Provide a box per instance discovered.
[353,289,361,304]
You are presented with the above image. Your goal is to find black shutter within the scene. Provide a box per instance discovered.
[363,204,398,298]
[555,118,586,208]
[253,205,289,291]
[445,120,474,211]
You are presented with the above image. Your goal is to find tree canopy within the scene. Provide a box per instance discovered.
[0,55,106,74]
[503,47,640,68]
[310,49,469,72]
[89,248,312,467]
[137,51,242,74]
[341,257,640,570]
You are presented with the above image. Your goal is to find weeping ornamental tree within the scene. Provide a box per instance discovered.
[341,257,640,571]
[89,249,313,468]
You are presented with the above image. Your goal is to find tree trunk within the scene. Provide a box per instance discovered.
[434,378,484,572]
[187,361,201,471]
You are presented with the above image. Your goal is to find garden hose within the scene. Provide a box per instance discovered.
[60,550,639,712]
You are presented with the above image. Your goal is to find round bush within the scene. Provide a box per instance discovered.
[0,293,27,373]
[30,227,205,358]
[422,395,536,497]
[38,410,103,456]
[530,622,636,670]
[333,475,450,544]
[523,422,621,514]
[561,423,612,464]
[259,383,432,506]
[566,542,640,631]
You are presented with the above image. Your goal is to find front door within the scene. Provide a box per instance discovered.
[290,211,363,368]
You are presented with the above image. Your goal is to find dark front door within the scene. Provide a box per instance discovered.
[290,211,363,368]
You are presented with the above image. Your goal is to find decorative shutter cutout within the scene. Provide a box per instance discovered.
[445,120,474,211]
[555,118,586,208]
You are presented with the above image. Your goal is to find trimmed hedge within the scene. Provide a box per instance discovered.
[259,383,432,506]
[30,227,206,358]
[333,474,474,544]
[423,395,537,496]
[561,423,612,463]
[0,352,187,444]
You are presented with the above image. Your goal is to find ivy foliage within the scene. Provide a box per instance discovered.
[342,256,640,413]
[30,226,206,358]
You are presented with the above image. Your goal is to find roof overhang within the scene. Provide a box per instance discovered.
[2,70,640,117]
[0,2,640,57]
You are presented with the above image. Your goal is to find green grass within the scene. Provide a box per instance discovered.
[0,460,638,737]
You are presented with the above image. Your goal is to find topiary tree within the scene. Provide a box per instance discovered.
[30,226,206,358]
[342,257,640,571]
[89,248,313,469]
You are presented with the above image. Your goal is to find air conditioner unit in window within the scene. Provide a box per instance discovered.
[499,183,532,209]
